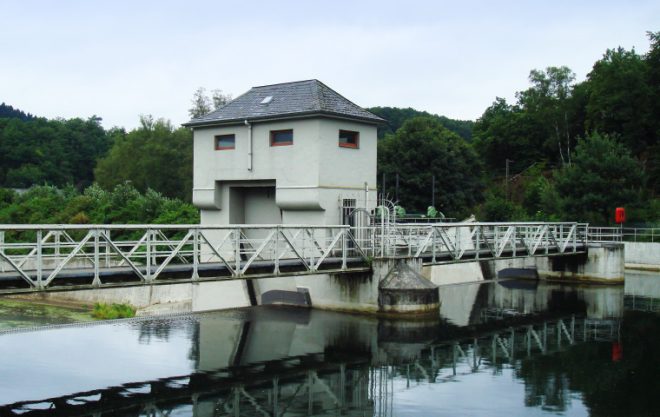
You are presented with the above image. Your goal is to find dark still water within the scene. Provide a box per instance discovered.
[1,271,659,417]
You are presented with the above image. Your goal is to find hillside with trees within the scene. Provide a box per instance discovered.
[0,103,36,121]
[367,106,474,140]
[471,31,659,224]
[0,115,113,189]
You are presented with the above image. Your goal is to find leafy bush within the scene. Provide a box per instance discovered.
[92,303,136,320]
[0,183,199,226]
[480,192,526,221]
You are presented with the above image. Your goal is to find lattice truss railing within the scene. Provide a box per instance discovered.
[362,222,589,261]
[0,225,366,290]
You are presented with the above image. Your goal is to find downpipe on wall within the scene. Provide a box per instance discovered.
[245,119,253,171]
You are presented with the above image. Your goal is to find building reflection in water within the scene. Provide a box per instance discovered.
[3,272,660,417]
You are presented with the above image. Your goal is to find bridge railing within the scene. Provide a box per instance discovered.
[356,222,589,261]
[0,224,366,291]
[588,226,659,243]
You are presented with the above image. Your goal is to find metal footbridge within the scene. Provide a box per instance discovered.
[0,222,588,294]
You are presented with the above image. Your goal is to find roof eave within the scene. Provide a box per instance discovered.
[182,110,387,129]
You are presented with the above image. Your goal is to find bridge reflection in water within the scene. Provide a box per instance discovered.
[1,274,658,417]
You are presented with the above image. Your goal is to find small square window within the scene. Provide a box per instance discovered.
[339,130,359,148]
[270,129,293,146]
[215,134,235,150]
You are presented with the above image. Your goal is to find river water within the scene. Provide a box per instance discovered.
[0,271,659,417]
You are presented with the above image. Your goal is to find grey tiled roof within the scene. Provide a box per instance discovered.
[184,80,385,126]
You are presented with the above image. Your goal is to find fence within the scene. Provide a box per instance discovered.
[0,224,365,292]
[587,227,659,243]
[356,222,589,261]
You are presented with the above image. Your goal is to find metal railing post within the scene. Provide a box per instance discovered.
[0,230,4,273]
[93,229,100,286]
[274,226,280,275]
[432,227,437,263]
[572,224,577,252]
[145,229,152,281]
[104,229,110,268]
[475,226,480,260]
[234,228,241,276]
[192,228,199,280]
[342,229,347,270]
[54,231,60,257]
[512,226,517,257]
[36,229,43,289]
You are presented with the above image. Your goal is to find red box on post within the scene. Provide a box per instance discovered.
[615,207,626,224]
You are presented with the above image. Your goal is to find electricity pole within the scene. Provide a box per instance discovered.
[505,159,514,201]
[395,173,400,202]
[431,175,436,207]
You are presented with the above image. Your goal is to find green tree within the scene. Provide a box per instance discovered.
[480,191,526,221]
[585,47,654,157]
[378,117,483,216]
[0,115,111,188]
[644,31,660,195]
[94,117,193,201]
[189,87,212,119]
[518,66,577,165]
[473,97,546,174]
[555,132,643,224]
[189,87,232,119]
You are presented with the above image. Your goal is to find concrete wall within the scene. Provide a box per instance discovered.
[294,271,380,314]
[421,262,484,285]
[21,280,253,315]
[486,244,625,283]
[193,119,322,201]
[536,244,624,283]
[624,242,660,270]
[193,117,378,226]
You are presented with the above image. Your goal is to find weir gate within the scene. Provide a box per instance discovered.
[0,222,590,295]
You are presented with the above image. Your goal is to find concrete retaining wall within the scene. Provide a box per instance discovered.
[295,272,379,313]
[421,262,484,285]
[536,244,624,283]
[624,242,660,271]
[18,280,252,316]
[485,243,625,284]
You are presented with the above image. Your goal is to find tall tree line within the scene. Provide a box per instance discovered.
[0,33,657,225]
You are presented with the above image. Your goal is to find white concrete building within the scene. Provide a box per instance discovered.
[184,79,384,227]
[183,80,384,309]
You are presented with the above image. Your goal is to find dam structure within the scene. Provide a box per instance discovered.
[0,80,633,315]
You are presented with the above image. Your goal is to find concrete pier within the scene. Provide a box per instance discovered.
[486,243,625,284]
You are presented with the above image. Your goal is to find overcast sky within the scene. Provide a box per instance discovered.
[1,0,657,129]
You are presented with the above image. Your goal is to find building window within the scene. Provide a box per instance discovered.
[339,130,359,148]
[215,134,235,150]
[270,129,293,146]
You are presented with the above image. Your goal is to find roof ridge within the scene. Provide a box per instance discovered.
[252,79,319,89]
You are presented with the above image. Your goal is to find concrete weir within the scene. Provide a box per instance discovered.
[293,259,440,316]
[378,262,439,314]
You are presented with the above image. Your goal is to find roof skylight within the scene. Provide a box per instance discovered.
[260,96,273,105]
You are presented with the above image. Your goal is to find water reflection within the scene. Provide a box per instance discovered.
[0,272,659,417]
